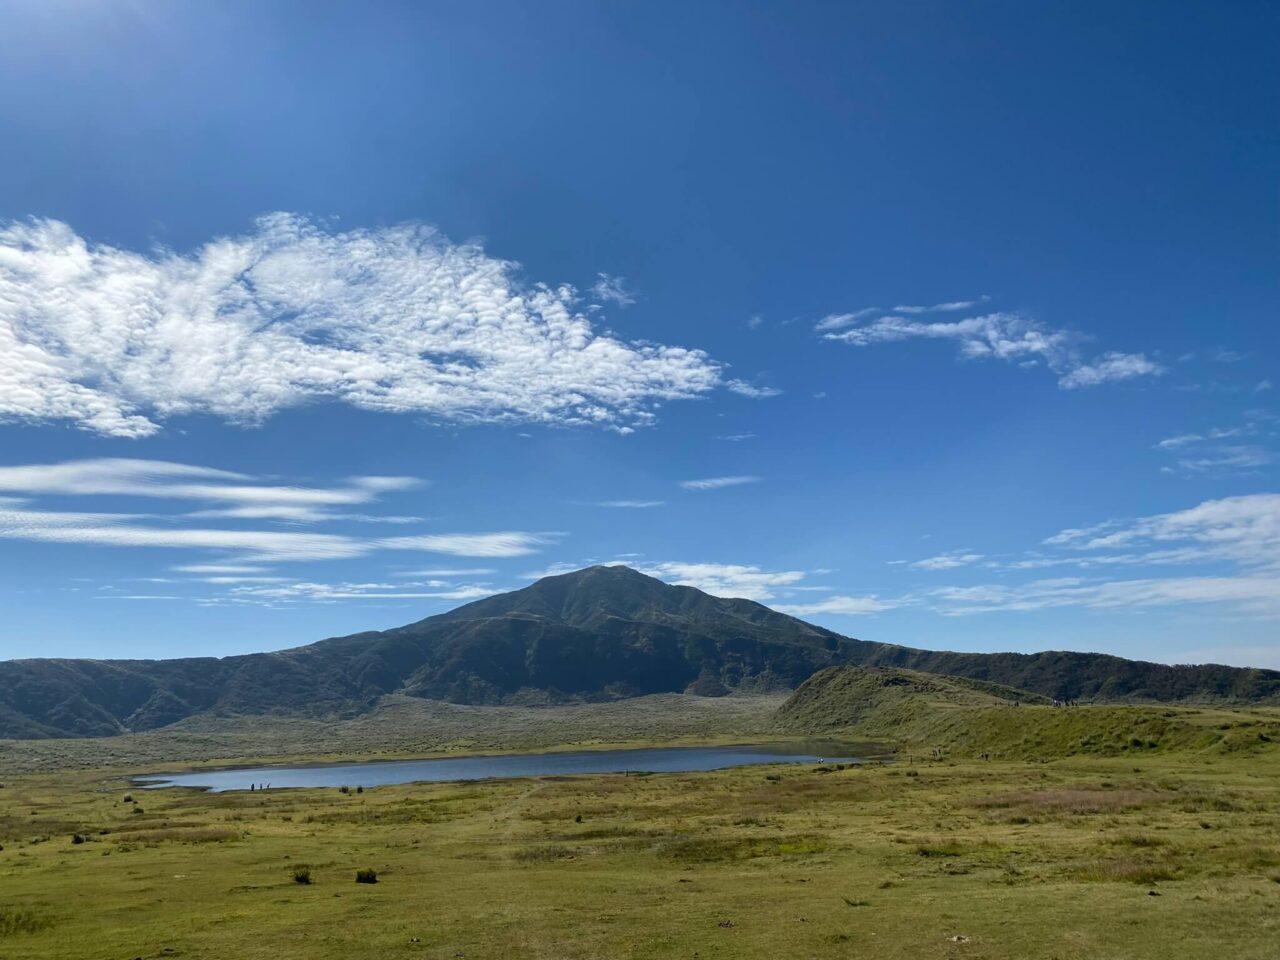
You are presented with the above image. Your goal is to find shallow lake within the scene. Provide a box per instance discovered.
[138,741,871,792]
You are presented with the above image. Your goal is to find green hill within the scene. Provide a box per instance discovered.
[2,565,1279,739]
[776,665,1280,759]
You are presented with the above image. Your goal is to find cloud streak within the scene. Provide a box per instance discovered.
[0,458,557,562]
[818,308,1162,389]
[771,594,899,616]
[679,475,761,491]
[0,215,722,437]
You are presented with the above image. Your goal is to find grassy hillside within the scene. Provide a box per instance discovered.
[3,565,1279,739]
[777,666,1280,761]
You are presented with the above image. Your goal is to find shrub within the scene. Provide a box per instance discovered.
[71,834,86,844]
[355,868,378,884]
[292,866,313,885]
[916,842,964,858]
[0,908,53,937]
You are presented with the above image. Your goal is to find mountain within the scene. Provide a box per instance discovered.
[2,564,1278,739]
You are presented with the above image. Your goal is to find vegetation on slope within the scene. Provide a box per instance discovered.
[777,665,1280,760]
[3,565,1278,739]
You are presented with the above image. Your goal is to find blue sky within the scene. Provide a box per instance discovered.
[1,1,1276,667]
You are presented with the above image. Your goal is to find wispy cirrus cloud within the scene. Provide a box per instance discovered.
[891,297,989,315]
[770,594,900,616]
[931,574,1280,617]
[817,304,1162,389]
[589,272,636,307]
[589,500,666,509]
[679,475,761,491]
[0,215,722,438]
[632,561,805,600]
[910,550,984,570]
[380,532,553,557]
[725,379,783,398]
[1043,493,1280,568]
[924,493,1280,619]
[0,507,552,562]
[395,567,497,577]
[224,580,498,603]
[0,458,422,523]
[1153,412,1277,476]
[0,457,556,562]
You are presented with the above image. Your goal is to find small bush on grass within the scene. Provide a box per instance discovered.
[292,866,313,885]
[355,868,378,884]
[0,908,53,937]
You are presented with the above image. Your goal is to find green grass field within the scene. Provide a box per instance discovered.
[2,700,1279,959]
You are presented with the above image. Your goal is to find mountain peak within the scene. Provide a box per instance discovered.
[3,564,1278,740]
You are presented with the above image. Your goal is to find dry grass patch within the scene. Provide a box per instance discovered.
[113,827,240,844]
[975,786,1167,819]
[656,833,830,862]
[1071,856,1181,884]
[0,908,54,937]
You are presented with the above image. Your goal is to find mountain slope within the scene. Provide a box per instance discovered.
[776,665,1280,760]
[2,564,1278,739]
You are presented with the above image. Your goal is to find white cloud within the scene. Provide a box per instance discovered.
[909,550,983,570]
[818,309,1162,389]
[771,594,900,616]
[1156,434,1202,449]
[892,298,987,314]
[725,379,782,398]
[173,563,272,574]
[1172,447,1274,474]
[185,506,424,523]
[97,594,183,601]
[679,475,761,491]
[932,574,1280,617]
[1153,413,1277,475]
[0,470,553,562]
[633,561,806,601]
[1044,493,1280,568]
[589,272,636,307]
[715,433,755,442]
[1057,351,1164,389]
[195,575,290,584]
[929,493,1280,620]
[396,567,497,577]
[227,581,498,603]
[0,216,721,437]
[0,458,422,511]
[0,502,369,560]
[813,307,880,332]
[591,500,665,508]
[380,532,553,557]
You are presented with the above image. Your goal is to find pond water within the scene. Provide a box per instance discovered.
[137,741,871,792]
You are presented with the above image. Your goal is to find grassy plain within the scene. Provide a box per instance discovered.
[0,693,787,776]
[2,699,1279,959]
